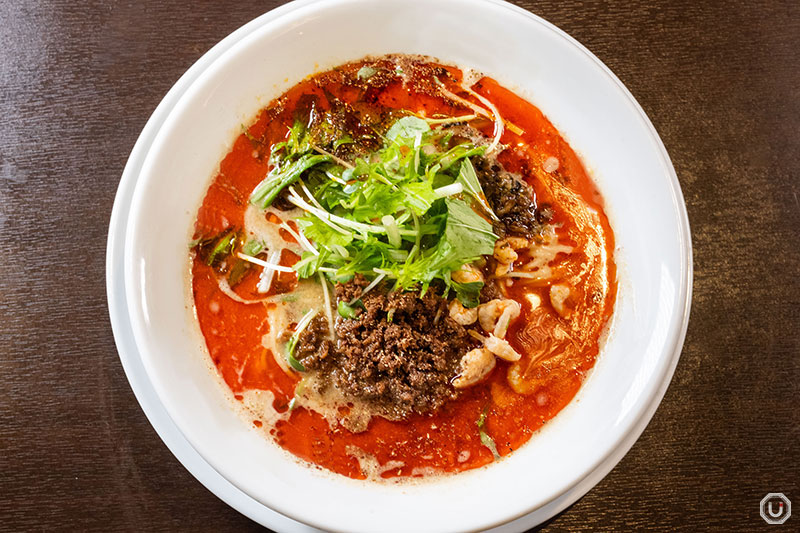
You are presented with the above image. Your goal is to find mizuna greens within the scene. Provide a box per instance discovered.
[249,115,499,306]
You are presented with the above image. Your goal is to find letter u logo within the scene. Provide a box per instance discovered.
[768,501,784,518]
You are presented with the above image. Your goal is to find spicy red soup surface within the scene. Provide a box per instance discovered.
[191,56,617,479]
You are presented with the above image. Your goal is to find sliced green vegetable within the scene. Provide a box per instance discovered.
[479,430,500,459]
[242,240,264,256]
[226,240,266,286]
[226,260,250,287]
[333,135,354,149]
[206,231,237,267]
[477,409,500,459]
[287,353,306,372]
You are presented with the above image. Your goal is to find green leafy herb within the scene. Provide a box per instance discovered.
[385,116,430,142]
[438,143,485,171]
[337,300,360,319]
[452,281,483,308]
[336,291,367,319]
[293,249,331,278]
[251,114,498,293]
[441,198,497,260]
[250,153,330,208]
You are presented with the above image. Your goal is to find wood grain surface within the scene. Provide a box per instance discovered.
[1,1,798,531]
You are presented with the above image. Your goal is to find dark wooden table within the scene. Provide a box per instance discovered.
[1,1,798,531]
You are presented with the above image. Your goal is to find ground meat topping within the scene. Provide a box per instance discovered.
[296,276,474,420]
[479,279,503,304]
[473,156,546,238]
[294,314,333,368]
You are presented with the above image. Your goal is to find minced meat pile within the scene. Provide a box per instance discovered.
[295,276,474,419]
[473,156,550,238]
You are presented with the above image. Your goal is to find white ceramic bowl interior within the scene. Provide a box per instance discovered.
[122,0,691,531]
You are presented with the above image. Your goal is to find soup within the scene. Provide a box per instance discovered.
[190,55,616,480]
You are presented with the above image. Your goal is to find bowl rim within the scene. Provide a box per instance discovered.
[111,0,692,531]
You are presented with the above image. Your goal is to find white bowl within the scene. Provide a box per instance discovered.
[115,0,691,531]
